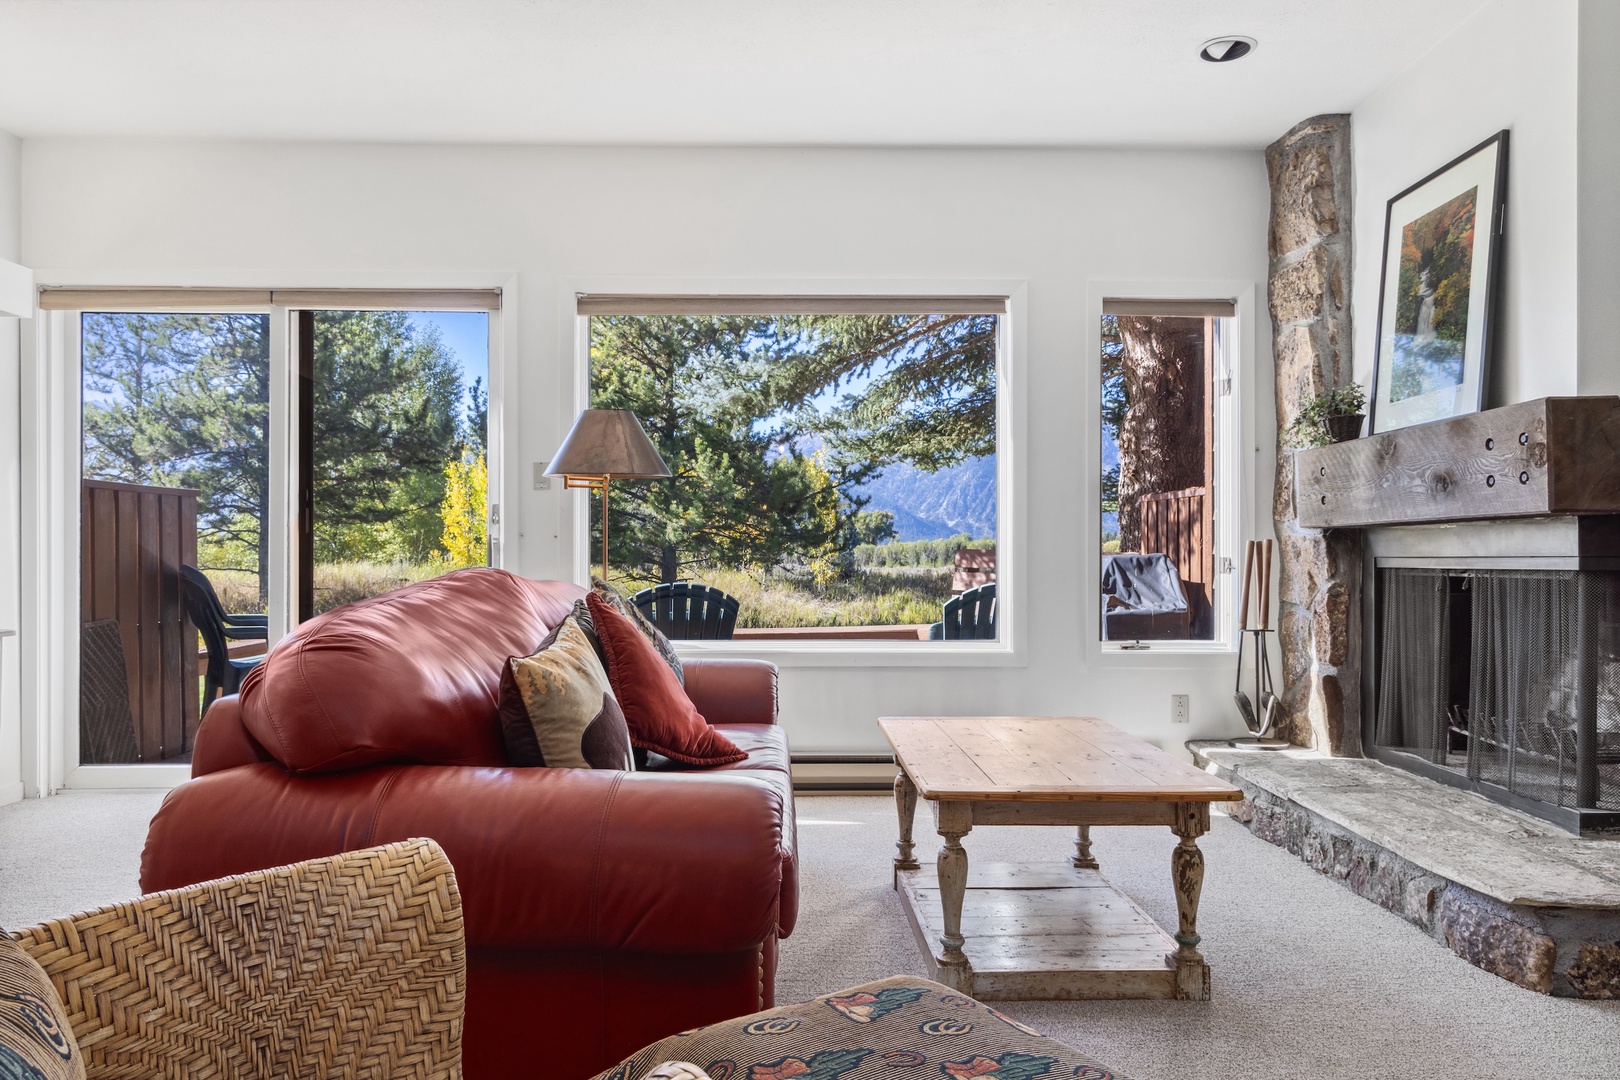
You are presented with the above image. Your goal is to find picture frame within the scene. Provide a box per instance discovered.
[1369,130,1508,435]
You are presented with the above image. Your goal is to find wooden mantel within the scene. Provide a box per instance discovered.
[1295,397,1620,529]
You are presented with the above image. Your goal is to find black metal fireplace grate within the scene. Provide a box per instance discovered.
[1375,567,1620,827]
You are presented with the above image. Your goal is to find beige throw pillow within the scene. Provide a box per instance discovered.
[499,607,635,771]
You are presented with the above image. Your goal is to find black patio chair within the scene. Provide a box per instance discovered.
[179,564,269,716]
[629,581,740,640]
[928,582,998,640]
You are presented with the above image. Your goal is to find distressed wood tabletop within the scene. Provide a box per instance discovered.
[879,715,1243,803]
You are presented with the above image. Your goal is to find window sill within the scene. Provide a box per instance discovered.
[673,639,1026,668]
[1095,640,1237,665]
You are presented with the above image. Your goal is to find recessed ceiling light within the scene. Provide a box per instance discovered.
[1200,36,1257,63]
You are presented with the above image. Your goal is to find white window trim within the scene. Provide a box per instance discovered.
[1084,280,1261,664]
[21,271,516,794]
[562,276,1028,669]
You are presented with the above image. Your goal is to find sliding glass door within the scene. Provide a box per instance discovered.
[79,312,270,763]
[298,308,490,619]
[74,297,493,770]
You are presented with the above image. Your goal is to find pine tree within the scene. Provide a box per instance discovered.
[83,312,272,600]
[770,313,998,470]
[1106,316,1207,553]
[310,311,463,562]
[588,315,849,584]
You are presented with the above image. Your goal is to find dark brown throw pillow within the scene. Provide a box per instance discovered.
[498,605,634,770]
[592,577,684,686]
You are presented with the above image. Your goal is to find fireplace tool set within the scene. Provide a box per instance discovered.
[1233,538,1284,743]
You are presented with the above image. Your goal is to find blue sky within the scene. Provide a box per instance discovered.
[407,311,488,430]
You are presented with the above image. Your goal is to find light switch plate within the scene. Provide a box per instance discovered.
[534,462,551,490]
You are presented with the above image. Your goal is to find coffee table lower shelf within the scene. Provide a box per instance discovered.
[896,862,1195,1001]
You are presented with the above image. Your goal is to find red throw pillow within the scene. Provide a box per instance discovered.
[585,592,747,766]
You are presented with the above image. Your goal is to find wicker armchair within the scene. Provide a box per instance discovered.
[7,838,465,1080]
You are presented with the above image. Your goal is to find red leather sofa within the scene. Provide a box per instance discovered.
[140,568,797,1078]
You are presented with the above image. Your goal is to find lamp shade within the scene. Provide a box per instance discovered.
[548,409,672,479]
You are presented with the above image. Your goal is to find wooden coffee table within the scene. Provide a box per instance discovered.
[879,715,1243,1001]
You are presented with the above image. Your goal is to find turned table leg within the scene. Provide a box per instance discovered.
[1071,824,1099,870]
[893,771,921,887]
[1170,801,1212,1000]
[934,801,974,991]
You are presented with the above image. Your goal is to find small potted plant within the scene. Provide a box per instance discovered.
[1285,384,1367,448]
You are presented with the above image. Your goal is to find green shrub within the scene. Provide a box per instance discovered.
[852,534,994,569]
[201,558,959,629]
[700,566,953,627]
[312,561,450,613]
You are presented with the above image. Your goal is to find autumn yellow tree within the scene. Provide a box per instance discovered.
[439,451,487,567]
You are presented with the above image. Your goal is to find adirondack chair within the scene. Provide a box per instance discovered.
[180,564,269,715]
[629,581,741,640]
[928,582,997,640]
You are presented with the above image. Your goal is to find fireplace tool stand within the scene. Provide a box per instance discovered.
[1233,538,1287,747]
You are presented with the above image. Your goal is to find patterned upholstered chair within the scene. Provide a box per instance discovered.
[592,976,1127,1080]
[2,839,464,1080]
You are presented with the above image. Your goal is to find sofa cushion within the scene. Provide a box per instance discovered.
[587,594,745,767]
[499,604,634,770]
[240,568,585,774]
[143,762,792,954]
[591,976,1126,1080]
[0,932,85,1080]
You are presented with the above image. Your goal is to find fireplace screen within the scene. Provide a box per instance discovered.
[1375,567,1620,814]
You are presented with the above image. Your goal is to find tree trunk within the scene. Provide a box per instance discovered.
[1116,317,1207,553]
[660,544,679,585]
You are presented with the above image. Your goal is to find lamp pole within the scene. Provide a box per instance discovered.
[562,473,613,580]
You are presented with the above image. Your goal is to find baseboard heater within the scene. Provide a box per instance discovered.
[790,755,896,791]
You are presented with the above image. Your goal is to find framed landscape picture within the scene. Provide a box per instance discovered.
[1370,130,1508,434]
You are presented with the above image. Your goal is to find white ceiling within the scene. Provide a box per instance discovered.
[0,0,1489,147]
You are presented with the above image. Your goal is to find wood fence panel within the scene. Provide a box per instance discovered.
[80,479,200,763]
[136,490,163,761]
[1139,487,1212,639]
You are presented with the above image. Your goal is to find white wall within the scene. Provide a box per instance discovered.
[1577,0,1620,395]
[1351,0,1581,405]
[0,128,21,803]
[20,139,1271,757]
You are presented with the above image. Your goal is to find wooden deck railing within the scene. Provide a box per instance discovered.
[1139,486,1213,638]
[81,479,200,762]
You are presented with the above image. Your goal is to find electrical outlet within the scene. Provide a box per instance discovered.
[533,462,552,490]
[1171,694,1190,724]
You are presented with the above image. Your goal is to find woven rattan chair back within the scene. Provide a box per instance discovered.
[9,838,465,1080]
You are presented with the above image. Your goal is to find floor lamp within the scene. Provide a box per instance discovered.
[548,409,671,580]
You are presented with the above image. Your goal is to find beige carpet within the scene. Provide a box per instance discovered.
[4,790,1618,1078]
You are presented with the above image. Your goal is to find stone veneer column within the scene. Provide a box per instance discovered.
[1267,115,1362,755]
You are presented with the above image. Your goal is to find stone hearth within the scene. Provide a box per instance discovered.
[1190,741,1620,998]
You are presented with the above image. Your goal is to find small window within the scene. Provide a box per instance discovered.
[1100,305,1230,644]
[580,297,1003,643]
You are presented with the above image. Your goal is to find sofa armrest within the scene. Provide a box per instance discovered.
[189,695,276,776]
[17,838,464,1080]
[143,763,790,954]
[682,659,778,726]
